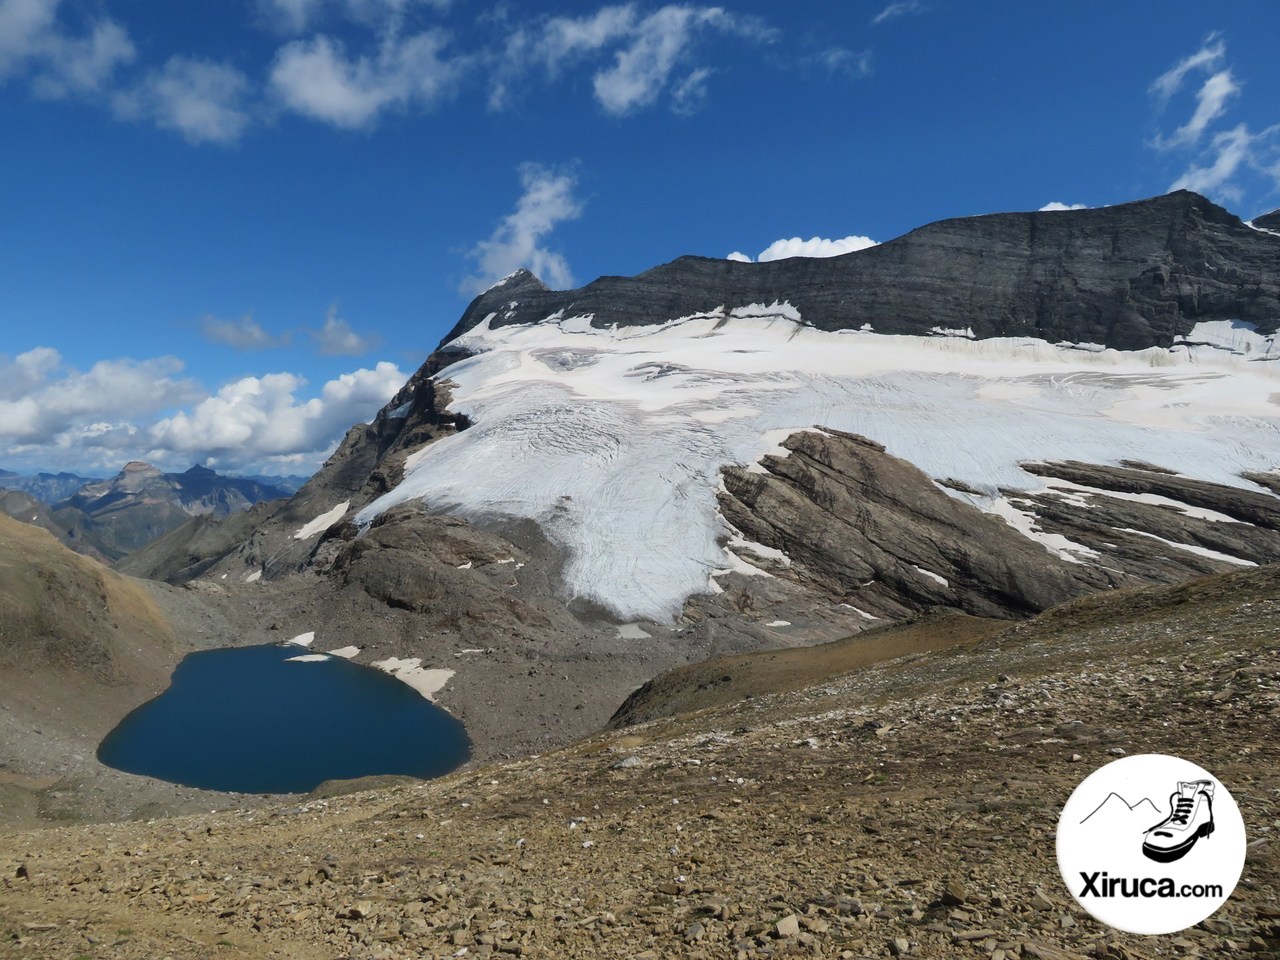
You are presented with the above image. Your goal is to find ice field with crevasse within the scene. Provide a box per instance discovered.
[354,305,1280,622]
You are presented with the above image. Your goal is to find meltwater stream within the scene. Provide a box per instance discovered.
[98,644,470,794]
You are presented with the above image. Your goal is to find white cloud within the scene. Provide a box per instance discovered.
[462,163,583,294]
[149,362,403,464]
[1155,70,1238,150]
[1150,33,1224,106]
[259,0,449,33]
[1169,124,1254,201]
[310,306,381,355]
[113,57,253,145]
[813,46,872,78]
[871,0,925,26]
[1038,202,1087,212]
[0,346,405,473]
[1149,37,1280,204]
[0,348,202,442]
[30,18,134,98]
[269,29,459,128]
[593,6,766,116]
[201,314,292,351]
[491,4,774,116]
[0,0,134,95]
[728,234,878,262]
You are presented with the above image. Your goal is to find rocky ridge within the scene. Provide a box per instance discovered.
[447,191,1280,349]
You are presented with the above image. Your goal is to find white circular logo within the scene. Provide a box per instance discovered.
[1056,754,1245,935]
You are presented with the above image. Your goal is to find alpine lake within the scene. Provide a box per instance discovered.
[98,644,470,794]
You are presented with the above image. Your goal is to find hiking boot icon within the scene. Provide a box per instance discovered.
[1143,780,1215,863]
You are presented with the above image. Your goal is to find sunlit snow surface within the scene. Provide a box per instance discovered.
[356,308,1280,621]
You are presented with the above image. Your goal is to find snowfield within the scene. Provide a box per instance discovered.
[355,308,1280,622]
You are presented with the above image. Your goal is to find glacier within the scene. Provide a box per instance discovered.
[356,306,1280,622]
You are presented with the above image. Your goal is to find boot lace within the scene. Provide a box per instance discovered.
[1169,796,1195,825]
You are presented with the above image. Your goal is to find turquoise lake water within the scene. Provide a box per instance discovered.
[97,644,470,793]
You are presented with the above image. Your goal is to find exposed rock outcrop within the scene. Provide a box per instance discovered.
[718,430,1131,620]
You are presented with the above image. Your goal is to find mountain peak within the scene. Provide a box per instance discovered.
[485,268,547,295]
[1253,208,1280,232]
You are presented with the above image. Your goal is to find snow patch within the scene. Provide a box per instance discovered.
[1116,529,1256,567]
[1173,320,1278,360]
[986,497,1098,564]
[839,603,880,621]
[1245,220,1280,238]
[244,570,262,583]
[285,654,330,663]
[293,501,350,540]
[1040,477,1243,523]
[388,400,413,419]
[286,631,315,648]
[327,646,361,659]
[911,565,950,588]
[765,619,791,627]
[370,657,455,702]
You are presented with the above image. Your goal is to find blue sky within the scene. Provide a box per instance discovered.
[2,0,1278,476]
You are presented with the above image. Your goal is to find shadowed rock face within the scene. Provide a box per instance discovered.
[446,191,1280,351]
[1253,208,1280,232]
[717,430,1132,621]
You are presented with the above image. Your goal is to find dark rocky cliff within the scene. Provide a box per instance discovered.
[444,191,1280,351]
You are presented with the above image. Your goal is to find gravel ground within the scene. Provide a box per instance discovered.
[2,566,1277,959]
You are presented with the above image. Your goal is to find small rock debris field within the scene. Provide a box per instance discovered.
[2,566,1279,960]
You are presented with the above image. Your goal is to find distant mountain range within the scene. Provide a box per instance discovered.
[0,469,103,503]
[0,463,295,561]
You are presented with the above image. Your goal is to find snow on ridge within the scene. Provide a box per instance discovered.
[1245,220,1280,238]
[929,326,976,339]
[293,501,350,540]
[1174,320,1279,360]
[359,311,1280,623]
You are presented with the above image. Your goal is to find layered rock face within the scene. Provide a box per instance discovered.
[447,191,1280,350]
[718,431,1131,621]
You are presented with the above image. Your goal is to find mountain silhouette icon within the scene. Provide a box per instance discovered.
[1080,792,1161,826]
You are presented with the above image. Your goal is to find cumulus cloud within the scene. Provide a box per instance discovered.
[310,306,381,355]
[871,1,925,26]
[728,234,878,262]
[269,29,460,128]
[0,0,134,96]
[201,314,292,351]
[1039,202,1087,212]
[490,4,774,116]
[0,348,203,443]
[462,163,583,294]
[1149,36,1280,205]
[0,345,405,473]
[113,56,253,144]
[149,362,403,465]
